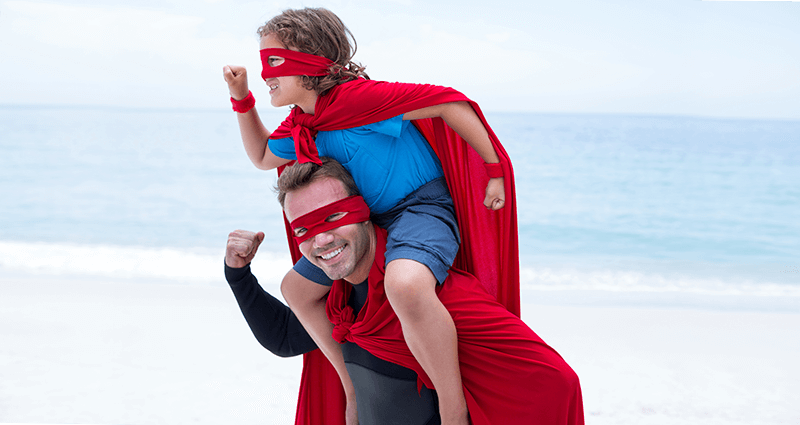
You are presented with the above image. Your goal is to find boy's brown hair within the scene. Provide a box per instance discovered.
[258,7,369,97]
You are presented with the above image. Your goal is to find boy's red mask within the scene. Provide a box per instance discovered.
[261,48,334,80]
[289,195,370,243]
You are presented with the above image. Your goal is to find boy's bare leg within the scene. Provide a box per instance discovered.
[281,270,358,425]
[384,259,468,425]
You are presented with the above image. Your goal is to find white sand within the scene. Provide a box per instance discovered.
[1,272,798,425]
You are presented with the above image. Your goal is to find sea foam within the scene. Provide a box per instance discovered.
[0,241,292,285]
[520,266,800,298]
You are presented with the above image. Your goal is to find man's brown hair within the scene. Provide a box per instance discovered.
[276,157,361,208]
[258,7,368,97]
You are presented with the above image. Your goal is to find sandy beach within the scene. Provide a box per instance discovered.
[1,271,798,425]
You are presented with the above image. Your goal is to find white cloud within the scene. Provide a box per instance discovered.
[6,1,204,53]
[6,1,191,49]
[1,0,260,107]
[3,0,254,63]
[486,31,511,43]
[359,21,540,110]
[1,0,798,118]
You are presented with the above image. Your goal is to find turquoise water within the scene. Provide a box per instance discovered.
[1,106,798,306]
[493,114,800,284]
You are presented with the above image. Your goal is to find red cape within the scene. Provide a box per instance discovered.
[275,79,520,425]
[327,226,583,425]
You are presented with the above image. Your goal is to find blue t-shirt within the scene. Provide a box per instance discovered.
[268,115,444,214]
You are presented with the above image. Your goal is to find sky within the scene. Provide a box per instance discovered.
[1,0,798,119]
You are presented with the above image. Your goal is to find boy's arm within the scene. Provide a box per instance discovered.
[235,108,291,170]
[281,270,359,425]
[403,101,506,210]
[223,65,291,170]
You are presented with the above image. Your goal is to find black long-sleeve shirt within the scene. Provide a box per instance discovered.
[225,263,317,357]
[225,262,440,425]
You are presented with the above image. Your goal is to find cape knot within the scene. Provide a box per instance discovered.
[289,113,321,165]
[330,307,356,343]
[293,113,315,128]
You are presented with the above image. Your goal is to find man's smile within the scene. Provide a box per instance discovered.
[318,244,346,261]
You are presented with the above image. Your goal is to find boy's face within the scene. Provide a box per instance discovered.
[259,33,318,113]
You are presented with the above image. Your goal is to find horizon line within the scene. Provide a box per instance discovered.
[1,103,798,123]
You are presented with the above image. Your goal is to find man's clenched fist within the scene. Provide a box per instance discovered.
[225,230,265,268]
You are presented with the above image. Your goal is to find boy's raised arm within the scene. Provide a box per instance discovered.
[223,65,291,171]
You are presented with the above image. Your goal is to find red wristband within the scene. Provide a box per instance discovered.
[484,162,504,178]
[231,91,255,113]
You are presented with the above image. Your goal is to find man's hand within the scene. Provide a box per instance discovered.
[225,230,265,268]
[223,65,250,100]
[484,177,505,210]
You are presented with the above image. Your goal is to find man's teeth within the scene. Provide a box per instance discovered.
[321,246,344,260]
[270,85,278,90]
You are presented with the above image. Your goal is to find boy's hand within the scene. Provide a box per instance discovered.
[345,397,359,425]
[223,65,250,100]
[225,230,265,268]
[484,177,505,210]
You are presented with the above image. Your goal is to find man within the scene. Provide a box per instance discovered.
[225,158,584,425]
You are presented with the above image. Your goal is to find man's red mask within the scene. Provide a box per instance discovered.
[290,195,370,243]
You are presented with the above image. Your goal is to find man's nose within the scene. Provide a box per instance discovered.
[313,231,334,248]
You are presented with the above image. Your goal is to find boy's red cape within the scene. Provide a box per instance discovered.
[273,79,520,425]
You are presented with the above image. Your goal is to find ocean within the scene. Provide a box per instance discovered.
[1,105,798,310]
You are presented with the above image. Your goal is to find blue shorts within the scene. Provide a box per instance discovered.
[293,177,460,286]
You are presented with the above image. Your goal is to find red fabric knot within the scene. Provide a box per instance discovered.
[331,306,356,343]
[290,113,321,165]
[294,112,315,127]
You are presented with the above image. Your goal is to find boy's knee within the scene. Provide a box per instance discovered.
[384,259,440,315]
[280,270,329,308]
[385,272,432,297]
[385,278,440,320]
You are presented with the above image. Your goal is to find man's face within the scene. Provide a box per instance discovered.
[284,177,372,282]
